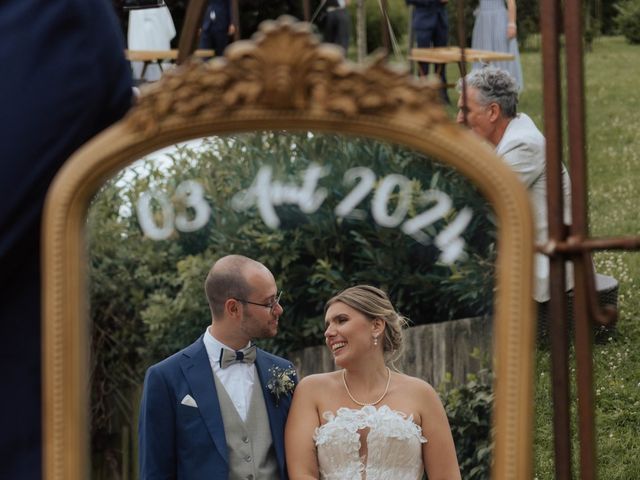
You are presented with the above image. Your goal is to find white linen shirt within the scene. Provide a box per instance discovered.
[496,113,574,302]
[203,327,256,422]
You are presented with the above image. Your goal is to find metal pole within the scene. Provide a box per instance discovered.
[232,0,241,41]
[540,0,572,478]
[303,0,311,21]
[540,235,640,254]
[564,0,597,477]
[380,0,390,56]
[457,0,467,124]
[176,0,208,64]
[407,6,414,71]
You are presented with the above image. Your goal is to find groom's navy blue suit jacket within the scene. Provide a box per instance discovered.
[138,335,296,480]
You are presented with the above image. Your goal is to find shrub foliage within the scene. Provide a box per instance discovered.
[88,131,496,465]
[615,0,640,44]
[441,369,494,479]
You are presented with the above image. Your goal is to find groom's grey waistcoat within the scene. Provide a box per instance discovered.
[213,370,279,480]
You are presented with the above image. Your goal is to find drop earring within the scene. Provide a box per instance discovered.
[373,335,379,346]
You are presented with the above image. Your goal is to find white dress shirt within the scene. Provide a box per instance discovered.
[203,327,256,422]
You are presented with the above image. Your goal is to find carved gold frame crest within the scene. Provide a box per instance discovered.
[42,17,535,480]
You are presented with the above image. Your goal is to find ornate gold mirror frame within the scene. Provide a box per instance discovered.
[42,17,534,480]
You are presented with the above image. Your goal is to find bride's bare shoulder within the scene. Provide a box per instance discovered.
[295,370,342,393]
[393,371,439,397]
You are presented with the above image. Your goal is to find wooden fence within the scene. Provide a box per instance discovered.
[289,315,494,388]
[93,316,493,478]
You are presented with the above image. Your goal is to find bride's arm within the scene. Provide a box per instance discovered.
[417,381,462,480]
[285,376,322,480]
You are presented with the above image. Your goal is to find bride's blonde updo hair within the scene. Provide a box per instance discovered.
[324,285,410,363]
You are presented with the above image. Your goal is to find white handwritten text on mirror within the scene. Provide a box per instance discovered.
[135,164,472,264]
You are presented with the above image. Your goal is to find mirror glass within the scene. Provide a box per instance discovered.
[86,131,497,476]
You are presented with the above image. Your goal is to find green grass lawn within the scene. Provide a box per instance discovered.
[516,36,640,479]
[394,36,639,477]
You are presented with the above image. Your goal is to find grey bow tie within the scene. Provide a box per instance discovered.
[219,345,257,369]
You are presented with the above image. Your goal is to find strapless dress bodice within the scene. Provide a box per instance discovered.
[314,405,426,480]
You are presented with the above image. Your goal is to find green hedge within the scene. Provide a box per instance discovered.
[92,132,497,360]
[360,0,410,52]
[117,133,496,360]
[88,131,497,460]
[441,368,494,479]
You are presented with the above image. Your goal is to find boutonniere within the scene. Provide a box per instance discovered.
[266,365,296,406]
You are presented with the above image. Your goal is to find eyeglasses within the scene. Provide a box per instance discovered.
[234,290,282,315]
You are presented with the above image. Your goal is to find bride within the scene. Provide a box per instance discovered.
[285,285,461,479]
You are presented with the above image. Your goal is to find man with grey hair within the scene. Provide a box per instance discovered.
[139,254,297,479]
[456,67,573,303]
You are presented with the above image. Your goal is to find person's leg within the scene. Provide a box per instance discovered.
[334,9,350,52]
[200,28,229,58]
[199,27,213,49]
[323,10,338,45]
[413,9,437,76]
[432,8,449,80]
[433,8,450,103]
[212,29,230,56]
[414,28,434,76]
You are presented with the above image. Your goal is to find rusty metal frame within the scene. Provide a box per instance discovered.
[540,0,640,479]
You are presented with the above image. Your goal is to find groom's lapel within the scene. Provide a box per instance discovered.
[180,337,229,465]
[254,350,286,470]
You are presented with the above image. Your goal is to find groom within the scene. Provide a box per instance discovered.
[138,254,297,479]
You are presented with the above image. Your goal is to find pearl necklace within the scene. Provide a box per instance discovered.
[342,367,391,407]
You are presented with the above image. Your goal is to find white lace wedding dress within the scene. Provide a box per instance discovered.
[314,405,427,480]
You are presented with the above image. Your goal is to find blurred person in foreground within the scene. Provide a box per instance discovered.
[0,0,133,477]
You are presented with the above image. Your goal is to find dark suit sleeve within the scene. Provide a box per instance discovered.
[0,1,132,478]
[139,366,178,480]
